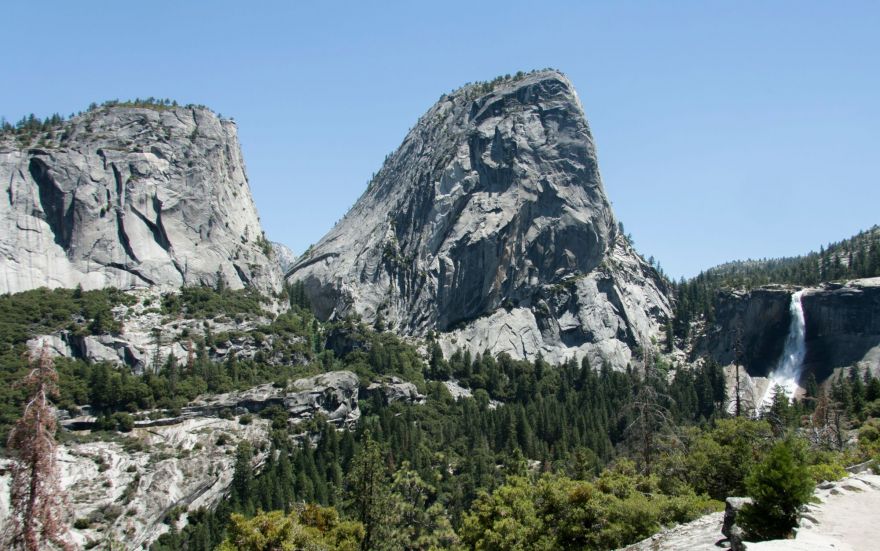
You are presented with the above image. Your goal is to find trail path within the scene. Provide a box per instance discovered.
[620,472,880,551]
[749,472,880,551]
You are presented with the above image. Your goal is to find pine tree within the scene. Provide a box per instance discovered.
[739,439,813,540]
[5,344,73,551]
[850,366,865,415]
[231,441,255,513]
[344,432,390,550]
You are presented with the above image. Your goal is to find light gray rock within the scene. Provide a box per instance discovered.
[439,236,671,367]
[0,417,270,550]
[288,371,362,428]
[0,104,281,295]
[271,241,297,274]
[442,379,473,400]
[366,376,426,405]
[152,370,363,429]
[616,512,725,551]
[289,70,671,369]
[60,370,363,433]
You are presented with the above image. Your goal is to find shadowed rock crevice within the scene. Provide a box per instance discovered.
[29,157,73,249]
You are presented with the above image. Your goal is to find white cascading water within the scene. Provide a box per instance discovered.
[760,290,807,408]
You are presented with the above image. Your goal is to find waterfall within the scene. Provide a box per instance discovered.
[760,290,807,408]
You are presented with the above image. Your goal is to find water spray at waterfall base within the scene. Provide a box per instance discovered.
[760,290,807,409]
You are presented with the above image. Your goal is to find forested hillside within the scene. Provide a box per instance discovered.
[2,274,879,549]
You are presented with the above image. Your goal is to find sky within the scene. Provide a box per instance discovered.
[2,1,877,279]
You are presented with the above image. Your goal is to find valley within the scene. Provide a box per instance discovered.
[1,71,878,551]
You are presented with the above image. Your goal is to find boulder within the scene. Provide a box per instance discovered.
[366,376,426,405]
[722,496,753,551]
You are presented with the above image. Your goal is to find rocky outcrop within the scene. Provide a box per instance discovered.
[0,104,281,295]
[289,70,671,368]
[194,370,362,429]
[366,376,426,405]
[271,241,297,274]
[0,417,271,550]
[617,512,725,551]
[438,236,671,366]
[61,370,363,432]
[27,288,293,373]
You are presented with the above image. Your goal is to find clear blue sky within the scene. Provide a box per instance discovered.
[2,1,877,279]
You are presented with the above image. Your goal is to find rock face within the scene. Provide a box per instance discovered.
[366,376,426,405]
[703,278,880,382]
[194,370,362,429]
[0,371,364,549]
[61,370,363,432]
[699,286,793,376]
[0,417,271,550]
[271,241,297,274]
[289,70,671,368]
[801,277,880,381]
[0,104,281,295]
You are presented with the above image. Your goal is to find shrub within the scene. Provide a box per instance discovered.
[73,518,90,529]
[112,412,135,432]
[739,439,814,540]
[858,417,880,459]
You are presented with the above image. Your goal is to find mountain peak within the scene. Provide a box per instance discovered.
[289,72,669,368]
[0,99,281,294]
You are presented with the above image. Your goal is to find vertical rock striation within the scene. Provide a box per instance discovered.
[0,104,281,294]
[289,70,671,368]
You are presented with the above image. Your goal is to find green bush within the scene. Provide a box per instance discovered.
[858,417,880,459]
[461,464,719,550]
[657,418,774,500]
[739,439,814,541]
[112,412,135,432]
[73,518,91,529]
[161,285,267,319]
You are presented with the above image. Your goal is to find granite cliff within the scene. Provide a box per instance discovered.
[701,278,880,383]
[0,103,281,295]
[288,70,671,368]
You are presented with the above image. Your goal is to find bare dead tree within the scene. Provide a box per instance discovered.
[729,329,757,417]
[5,343,73,551]
[734,330,744,417]
[620,342,680,475]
